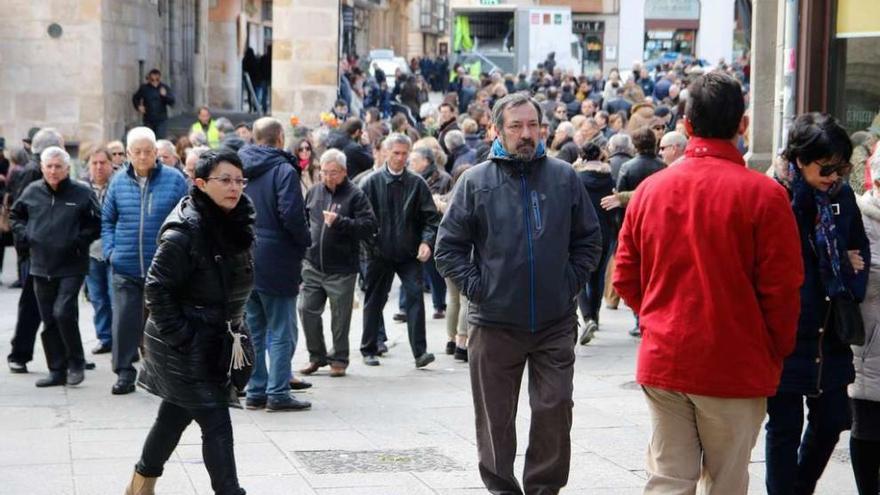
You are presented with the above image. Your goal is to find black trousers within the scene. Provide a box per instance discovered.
[361,257,427,358]
[7,262,41,364]
[137,401,244,495]
[32,275,86,372]
[469,317,577,495]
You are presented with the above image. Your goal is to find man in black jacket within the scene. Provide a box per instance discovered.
[6,128,63,374]
[10,146,101,387]
[326,119,374,178]
[298,149,377,378]
[359,133,441,368]
[552,121,580,164]
[131,69,175,139]
[435,93,602,494]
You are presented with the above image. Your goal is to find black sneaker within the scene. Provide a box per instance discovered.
[36,371,66,388]
[392,312,407,322]
[415,352,435,368]
[111,379,135,395]
[629,326,642,338]
[245,397,267,410]
[454,347,468,362]
[91,343,111,355]
[8,360,27,374]
[579,319,598,345]
[267,395,312,412]
[445,341,456,355]
[363,355,380,366]
[67,367,85,386]
[377,342,388,356]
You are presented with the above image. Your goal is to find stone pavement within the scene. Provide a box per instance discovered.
[0,251,859,494]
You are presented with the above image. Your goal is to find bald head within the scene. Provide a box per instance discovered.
[253,117,284,148]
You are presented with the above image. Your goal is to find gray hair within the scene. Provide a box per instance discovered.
[443,130,465,151]
[215,117,235,134]
[7,146,30,166]
[31,128,64,154]
[411,146,435,166]
[185,145,211,161]
[188,130,208,147]
[156,139,176,154]
[556,121,575,138]
[382,132,412,151]
[491,93,543,131]
[126,126,157,149]
[608,133,634,155]
[40,146,71,167]
[319,148,347,170]
[660,131,688,150]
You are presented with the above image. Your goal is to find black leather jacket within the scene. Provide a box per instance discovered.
[435,147,602,332]
[10,177,101,278]
[138,189,255,409]
[360,165,441,262]
[304,179,377,274]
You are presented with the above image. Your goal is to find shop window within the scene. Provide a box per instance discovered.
[829,0,880,134]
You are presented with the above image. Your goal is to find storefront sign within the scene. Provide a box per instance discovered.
[645,0,700,20]
[573,20,605,33]
[836,0,880,38]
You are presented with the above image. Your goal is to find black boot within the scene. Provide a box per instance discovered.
[36,371,67,387]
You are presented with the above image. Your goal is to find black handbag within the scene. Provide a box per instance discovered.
[831,292,865,346]
[214,254,254,391]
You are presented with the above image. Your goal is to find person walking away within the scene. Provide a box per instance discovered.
[238,117,312,411]
[298,149,377,378]
[6,128,64,374]
[359,133,441,368]
[102,127,189,395]
[435,93,602,494]
[132,69,175,139]
[10,146,101,387]
[851,152,880,495]
[614,126,666,337]
[573,142,615,345]
[84,147,115,354]
[128,150,254,495]
[765,112,870,495]
[614,72,805,495]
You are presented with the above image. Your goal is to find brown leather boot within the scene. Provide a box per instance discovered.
[124,471,157,495]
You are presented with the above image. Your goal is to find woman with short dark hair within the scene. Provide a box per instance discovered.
[126,149,255,495]
[766,112,870,494]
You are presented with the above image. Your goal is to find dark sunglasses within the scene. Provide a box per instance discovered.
[297,146,311,152]
[818,162,852,177]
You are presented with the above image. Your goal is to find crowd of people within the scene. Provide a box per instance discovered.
[2,52,880,494]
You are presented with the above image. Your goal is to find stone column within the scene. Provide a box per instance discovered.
[745,0,780,171]
[272,0,341,127]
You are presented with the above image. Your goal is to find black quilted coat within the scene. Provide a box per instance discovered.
[138,187,255,409]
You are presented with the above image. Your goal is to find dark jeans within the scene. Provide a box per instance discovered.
[137,400,244,495]
[299,261,356,366]
[144,118,168,140]
[361,257,427,359]
[7,261,41,364]
[85,258,113,346]
[765,387,851,495]
[576,244,611,323]
[469,317,577,494]
[398,260,447,312]
[112,273,146,382]
[33,275,86,372]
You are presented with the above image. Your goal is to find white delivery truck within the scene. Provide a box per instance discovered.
[450,4,582,76]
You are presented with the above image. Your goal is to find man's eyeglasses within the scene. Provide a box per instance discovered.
[111,152,125,156]
[207,176,248,187]
[818,162,852,178]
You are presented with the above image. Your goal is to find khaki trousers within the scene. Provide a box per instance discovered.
[603,254,620,308]
[642,386,766,495]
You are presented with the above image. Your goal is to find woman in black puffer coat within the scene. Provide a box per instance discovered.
[126,150,255,495]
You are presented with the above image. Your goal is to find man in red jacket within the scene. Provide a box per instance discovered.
[613,72,804,494]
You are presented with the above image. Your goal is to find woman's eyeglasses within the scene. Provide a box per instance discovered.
[207,176,248,187]
[818,162,852,177]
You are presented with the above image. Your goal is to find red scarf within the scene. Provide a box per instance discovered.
[298,159,309,171]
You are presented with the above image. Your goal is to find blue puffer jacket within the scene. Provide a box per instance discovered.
[239,144,311,296]
[102,162,188,278]
[778,178,870,395]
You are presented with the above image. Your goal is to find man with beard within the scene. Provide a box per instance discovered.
[435,93,602,494]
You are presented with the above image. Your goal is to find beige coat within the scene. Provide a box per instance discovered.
[851,191,880,401]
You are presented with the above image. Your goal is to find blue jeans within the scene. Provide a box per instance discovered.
[245,291,297,401]
[765,387,851,495]
[85,258,113,346]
